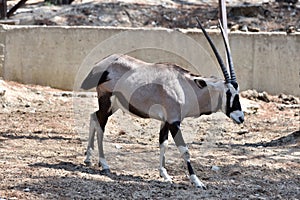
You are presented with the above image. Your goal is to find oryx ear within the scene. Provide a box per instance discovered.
[194,79,207,89]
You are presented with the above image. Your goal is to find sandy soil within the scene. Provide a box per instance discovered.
[0,78,299,199]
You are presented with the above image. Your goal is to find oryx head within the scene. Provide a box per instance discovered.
[196,18,244,124]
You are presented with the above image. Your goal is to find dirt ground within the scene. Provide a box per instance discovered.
[5,0,300,32]
[1,0,300,199]
[0,77,299,199]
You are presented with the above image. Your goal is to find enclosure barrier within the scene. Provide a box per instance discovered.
[0,25,299,96]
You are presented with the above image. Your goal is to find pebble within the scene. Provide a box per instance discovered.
[0,89,5,96]
[211,166,220,171]
[241,25,248,32]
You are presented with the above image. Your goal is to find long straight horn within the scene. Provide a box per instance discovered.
[195,17,230,83]
[218,20,236,82]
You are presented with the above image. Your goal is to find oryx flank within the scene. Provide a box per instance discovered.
[80,19,244,189]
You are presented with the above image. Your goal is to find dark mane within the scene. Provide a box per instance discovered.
[156,62,202,77]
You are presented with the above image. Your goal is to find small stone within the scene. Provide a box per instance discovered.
[115,144,122,149]
[0,89,5,96]
[241,25,248,32]
[229,170,241,176]
[23,187,30,192]
[237,129,249,135]
[230,24,240,31]
[211,166,220,171]
[258,92,270,102]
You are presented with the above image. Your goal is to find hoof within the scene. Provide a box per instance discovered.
[84,160,92,166]
[190,174,206,190]
[196,184,207,190]
[159,168,172,183]
[100,168,111,175]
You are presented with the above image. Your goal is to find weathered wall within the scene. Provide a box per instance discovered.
[0,25,299,96]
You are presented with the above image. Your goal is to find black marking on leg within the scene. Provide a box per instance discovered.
[169,121,186,147]
[159,122,169,145]
[187,161,195,175]
[159,122,170,168]
[95,93,112,160]
[96,93,113,130]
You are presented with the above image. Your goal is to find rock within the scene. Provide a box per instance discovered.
[0,89,5,97]
[230,24,240,31]
[211,166,220,171]
[45,0,75,5]
[275,0,298,4]
[286,25,296,34]
[62,93,72,97]
[258,92,270,103]
[236,129,249,135]
[229,170,241,176]
[228,4,268,18]
[241,24,248,32]
[241,90,259,100]
[248,26,260,32]
[278,93,299,104]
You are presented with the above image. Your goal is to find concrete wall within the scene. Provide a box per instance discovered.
[0,25,299,96]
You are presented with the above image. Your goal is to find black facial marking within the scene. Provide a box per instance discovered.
[226,90,232,117]
[159,122,170,145]
[232,95,242,111]
[226,89,242,117]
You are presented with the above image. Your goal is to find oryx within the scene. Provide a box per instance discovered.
[80,19,244,189]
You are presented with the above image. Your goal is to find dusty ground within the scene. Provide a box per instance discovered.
[0,1,299,199]
[0,78,299,199]
[5,0,300,32]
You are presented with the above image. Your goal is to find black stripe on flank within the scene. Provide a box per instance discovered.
[113,92,149,118]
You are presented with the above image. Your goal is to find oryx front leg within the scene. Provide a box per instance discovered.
[159,122,172,182]
[170,121,206,189]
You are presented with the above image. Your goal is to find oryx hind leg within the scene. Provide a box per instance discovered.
[85,93,112,175]
[159,122,172,182]
[169,121,206,189]
[84,112,98,166]
[95,93,112,175]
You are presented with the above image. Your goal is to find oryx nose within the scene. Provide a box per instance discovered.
[239,116,244,123]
